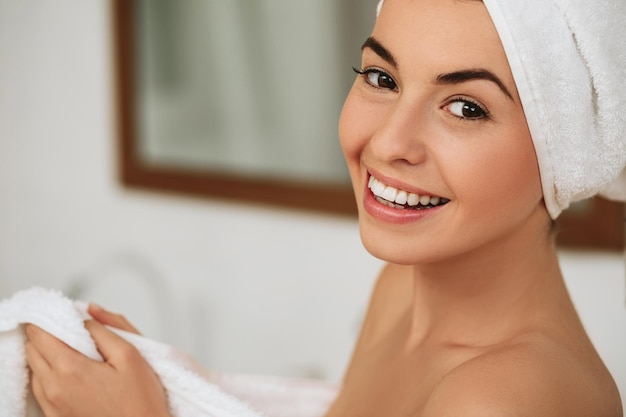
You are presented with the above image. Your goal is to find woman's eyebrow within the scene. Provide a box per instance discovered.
[435,69,514,101]
[361,37,514,101]
[361,37,398,68]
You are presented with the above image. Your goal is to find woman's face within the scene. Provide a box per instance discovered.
[339,0,547,265]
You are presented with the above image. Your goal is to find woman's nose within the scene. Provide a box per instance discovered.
[368,100,429,166]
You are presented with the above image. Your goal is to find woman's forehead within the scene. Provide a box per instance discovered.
[374,0,498,46]
[371,0,512,76]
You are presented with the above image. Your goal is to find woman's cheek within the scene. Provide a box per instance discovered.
[338,93,361,157]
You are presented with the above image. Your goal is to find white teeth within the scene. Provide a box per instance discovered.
[373,180,386,197]
[407,193,420,206]
[368,175,448,209]
[395,190,408,205]
[382,186,398,202]
[375,196,406,209]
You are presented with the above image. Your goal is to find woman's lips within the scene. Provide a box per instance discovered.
[362,174,450,224]
[368,175,450,209]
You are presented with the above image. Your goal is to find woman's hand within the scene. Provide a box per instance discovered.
[87,303,141,334]
[25,320,171,417]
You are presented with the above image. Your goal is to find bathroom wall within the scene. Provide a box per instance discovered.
[1,0,624,405]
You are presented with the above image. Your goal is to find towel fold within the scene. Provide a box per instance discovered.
[0,287,264,417]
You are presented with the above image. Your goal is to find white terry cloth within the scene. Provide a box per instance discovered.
[481,0,626,218]
[0,287,266,417]
[376,0,626,218]
[204,373,339,417]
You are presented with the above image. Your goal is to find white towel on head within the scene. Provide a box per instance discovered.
[376,0,626,218]
[0,287,264,417]
[482,0,626,218]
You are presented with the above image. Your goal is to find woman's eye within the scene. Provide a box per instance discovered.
[353,67,397,91]
[445,99,490,120]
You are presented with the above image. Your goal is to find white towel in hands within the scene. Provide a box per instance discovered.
[0,287,264,417]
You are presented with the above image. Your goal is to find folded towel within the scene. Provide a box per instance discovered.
[0,287,264,417]
[376,0,626,218]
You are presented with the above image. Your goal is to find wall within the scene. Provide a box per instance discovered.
[0,0,624,404]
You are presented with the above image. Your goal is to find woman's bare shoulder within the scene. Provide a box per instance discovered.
[422,334,623,417]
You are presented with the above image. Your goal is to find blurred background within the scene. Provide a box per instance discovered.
[0,0,624,407]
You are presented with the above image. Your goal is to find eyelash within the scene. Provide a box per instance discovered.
[352,66,398,91]
[444,96,492,121]
[352,67,491,121]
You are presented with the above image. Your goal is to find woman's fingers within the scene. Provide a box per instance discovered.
[84,320,142,368]
[83,320,171,416]
[87,304,141,334]
[25,333,51,376]
[25,324,89,372]
[24,334,56,415]
[24,322,170,417]
[25,324,97,417]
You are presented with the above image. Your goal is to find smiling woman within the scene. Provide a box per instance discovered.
[327,0,625,414]
[340,0,545,262]
[112,0,623,250]
[21,0,626,416]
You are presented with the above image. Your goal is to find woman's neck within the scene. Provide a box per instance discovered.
[403,225,569,350]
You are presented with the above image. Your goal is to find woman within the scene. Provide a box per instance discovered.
[25,0,625,415]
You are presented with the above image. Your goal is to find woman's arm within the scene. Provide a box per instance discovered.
[25,308,172,417]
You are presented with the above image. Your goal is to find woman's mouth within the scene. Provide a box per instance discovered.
[368,175,450,210]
